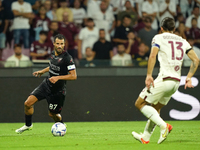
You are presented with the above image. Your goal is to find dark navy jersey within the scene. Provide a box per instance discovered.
[46,51,75,91]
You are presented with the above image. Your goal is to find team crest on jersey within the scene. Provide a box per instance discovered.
[58,58,63,62]
[69,58,74,63]
[174,65,180,71]
[152,38,155,44]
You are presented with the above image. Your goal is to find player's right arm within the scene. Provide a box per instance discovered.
[33,67,49,77]
[185,50,199,89]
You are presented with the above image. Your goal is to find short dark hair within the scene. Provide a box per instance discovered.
[177,13,183,18]
[117,43,125,47]
[87,18,94,22]
[123,14,131,20]
[39,5,45,10]
[193,6,199,10]
[124,0,131,5]
[99,29,105,32]
[14,44,22,49]
[127,30,134,34]
[50,21,58,25]
[192,17,197,22]
[59,0,67,2]
[85,47,91,51]
[39,30,47,35]
[161,17,175,31]
[138,42,146,46]
[53,34,66,43]
[144,16,152,23]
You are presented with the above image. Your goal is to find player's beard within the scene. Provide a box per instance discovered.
[55,47,64,55]
[15,52,21,56]
[118,51,125,55]
[100,37,105,40]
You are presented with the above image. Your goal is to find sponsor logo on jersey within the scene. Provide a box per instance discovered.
[70,58,73,63]
[174,65,180,71]
[152,38,155,44]
[49,62,60,71]
[58,58,63,62]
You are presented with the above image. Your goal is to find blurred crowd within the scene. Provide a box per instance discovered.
[1,0,200,67]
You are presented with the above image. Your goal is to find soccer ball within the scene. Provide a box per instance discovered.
[51,122,67,136]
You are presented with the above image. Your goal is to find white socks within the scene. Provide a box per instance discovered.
[141,105,166,129]
[143,119,156,141]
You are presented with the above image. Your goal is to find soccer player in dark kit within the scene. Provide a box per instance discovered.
[15,34,77,133]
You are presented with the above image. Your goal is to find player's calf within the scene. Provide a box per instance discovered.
[49,112,63,123]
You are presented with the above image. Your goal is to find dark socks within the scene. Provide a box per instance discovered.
[25,115,32,126]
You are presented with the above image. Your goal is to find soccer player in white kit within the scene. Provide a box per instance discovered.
[132,17,199,144]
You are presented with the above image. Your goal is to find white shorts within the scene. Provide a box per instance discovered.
[139,75,180,105]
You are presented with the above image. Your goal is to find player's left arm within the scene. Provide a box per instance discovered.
[33,67,50,77]
[146,46,159,89]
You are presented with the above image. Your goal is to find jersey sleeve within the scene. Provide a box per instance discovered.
[151,35,161,49]
[185,40,192,54]
[11,2,17,11]
[141,2,147,13]
[66,55,76,71]
[78,29,84,40]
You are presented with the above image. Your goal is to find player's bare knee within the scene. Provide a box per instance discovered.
[135,97,149,110]
[135,99,143,110]
[24,95,38,108]
[24,100,32,108]
[135,100,139,108]
[135,97,141,107]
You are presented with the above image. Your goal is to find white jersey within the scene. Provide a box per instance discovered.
[78,27,99,57]
[12,1,32,29]
[152,32,192,81]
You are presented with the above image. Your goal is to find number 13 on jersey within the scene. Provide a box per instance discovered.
[168,41,184,60]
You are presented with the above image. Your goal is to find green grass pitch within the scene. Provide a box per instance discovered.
[0,121,200,150]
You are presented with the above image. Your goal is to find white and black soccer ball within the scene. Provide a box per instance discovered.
[51,122,67,136]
